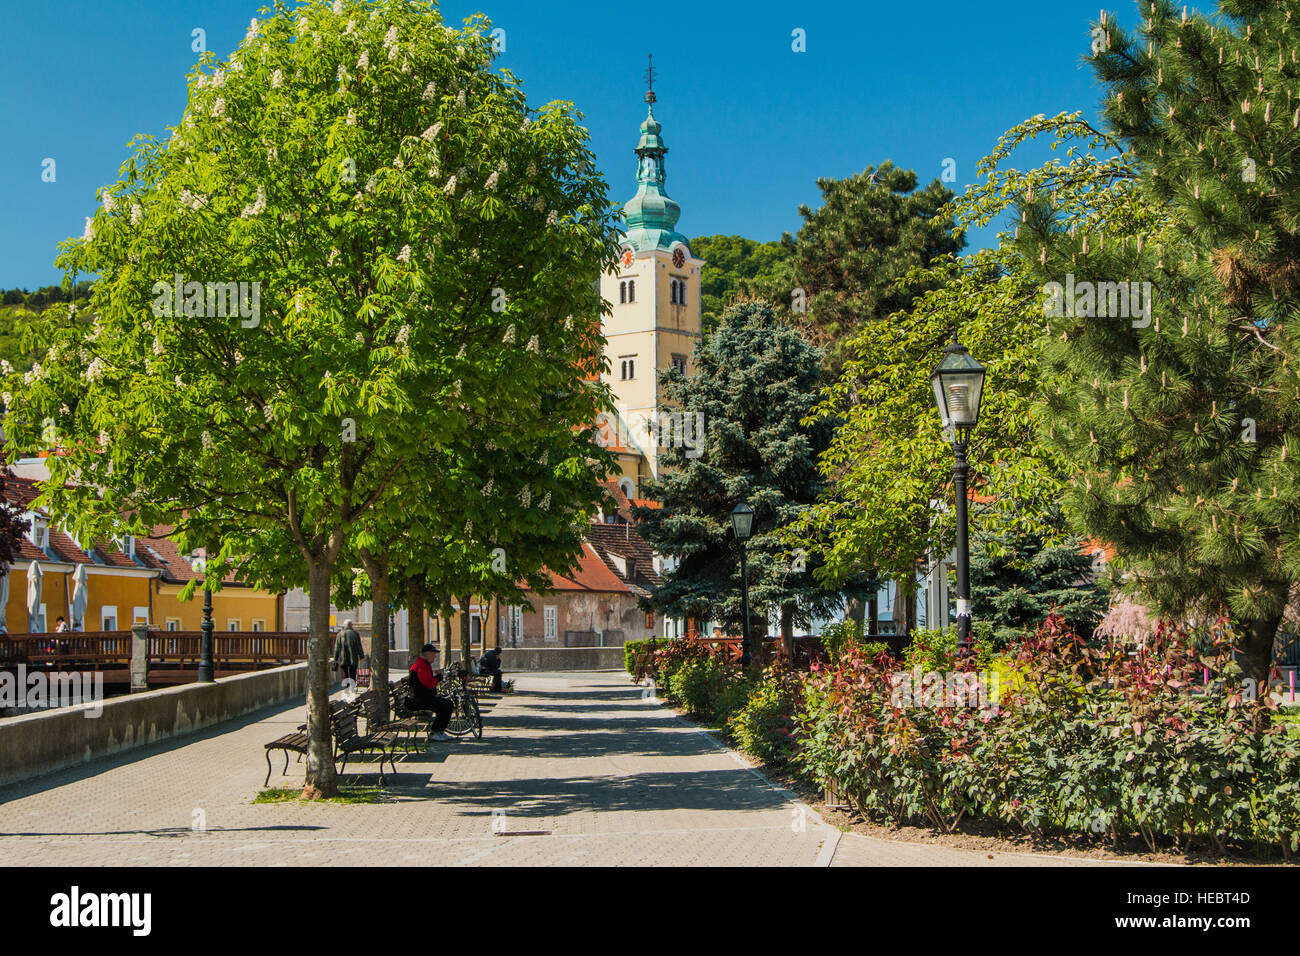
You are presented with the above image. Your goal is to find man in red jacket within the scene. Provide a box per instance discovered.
[408,644,453,741]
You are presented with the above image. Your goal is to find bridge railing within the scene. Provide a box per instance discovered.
[0,630,309,670]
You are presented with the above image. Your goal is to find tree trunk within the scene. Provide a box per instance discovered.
[407,578,425,666]
[1240,608,1284,686]
[460,594,473,665]
[304,558,338,798]
[845,596,867,636]
[780,603,795,662]
[360,550,390,724]
[896,576,917,640]
[867,594,878,635]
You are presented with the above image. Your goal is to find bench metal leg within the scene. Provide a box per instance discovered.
[264,750,274,787]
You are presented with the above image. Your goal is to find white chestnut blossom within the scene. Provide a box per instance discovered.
[397,245,411,262]
[240,184,266,218]
[101,189,116,212]
[502,324,516,345]
[130,204,143,226]
[271,69,283,87]
[82,217,95,241]
[485,170,499,190]
[327,248,340,266]
[546,211,558,226]
[526,335,539,353]
[443,174,457,196]
[201,431,214,451]
[421,122,441,141]
[422,81,437,100]
[85,357,105,382]
[356,50,369,69]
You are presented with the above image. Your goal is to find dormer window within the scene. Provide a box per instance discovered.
[28,513,48,552]
[122,535,135,561]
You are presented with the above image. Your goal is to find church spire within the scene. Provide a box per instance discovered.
[621,55,688,254]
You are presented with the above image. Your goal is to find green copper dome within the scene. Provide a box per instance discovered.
[621,100,689,254]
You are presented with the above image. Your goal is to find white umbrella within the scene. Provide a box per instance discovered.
[71,563,88,632]
[26,560,43,633]
[0,566,10,635]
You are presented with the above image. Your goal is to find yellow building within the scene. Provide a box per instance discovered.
[0,475,282,634]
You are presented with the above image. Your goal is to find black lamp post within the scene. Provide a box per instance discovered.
[196,556,215,683]
[930,334,986,655]
[731,501,755,668]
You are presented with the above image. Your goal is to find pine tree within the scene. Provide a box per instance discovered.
[1023,0,1300,681]
[632,300,852,663]
[763,161,965,380]
[970,505,1110,646]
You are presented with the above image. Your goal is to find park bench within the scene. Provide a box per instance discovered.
[356,687,426,751]
[264,698,400,785]
[264,698,355,784]
[332,704,401,784]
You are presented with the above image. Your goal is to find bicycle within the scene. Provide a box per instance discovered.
[439,661,483,739]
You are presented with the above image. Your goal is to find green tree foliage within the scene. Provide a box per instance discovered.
[787,114,1148,638]
[1020,1,1300,681]
[761,161,965,379]
[969,504,1110,646]
[5,0,616,794]
[687,235,790,337]
[633,300,846,662]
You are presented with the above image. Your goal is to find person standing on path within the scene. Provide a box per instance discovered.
[332,619,365,697]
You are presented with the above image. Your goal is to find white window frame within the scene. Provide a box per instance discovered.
[619,356,636,381]
[101,605,118,631]
[227,619,241,632]
[251,618,265,632]
[543,606,558,642]
[165,618,181,631]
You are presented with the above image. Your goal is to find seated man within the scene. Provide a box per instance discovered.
[478,646,505,692]
[407,644,453,742]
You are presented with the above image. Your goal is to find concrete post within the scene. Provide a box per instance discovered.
[130,623,149,693]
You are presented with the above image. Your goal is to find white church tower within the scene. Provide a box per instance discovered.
[598,59,705,499]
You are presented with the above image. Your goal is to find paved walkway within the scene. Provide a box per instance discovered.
[0,671,1127,866]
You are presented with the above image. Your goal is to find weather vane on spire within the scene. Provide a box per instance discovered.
[644,54,656,105]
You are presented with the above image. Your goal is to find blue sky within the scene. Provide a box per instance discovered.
[0,0,1149,287]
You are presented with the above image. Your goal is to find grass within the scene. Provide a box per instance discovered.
[254,785,386,804]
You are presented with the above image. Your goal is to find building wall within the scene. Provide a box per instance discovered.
[497,591,655,648]
[153,583,280,632]
[1,566,155,633]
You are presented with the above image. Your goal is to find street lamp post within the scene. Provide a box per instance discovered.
[930,334,986,655]
[731,501,755,668]
[195,553,216,683]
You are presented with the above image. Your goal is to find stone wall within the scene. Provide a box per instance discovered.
[0,662,309,788]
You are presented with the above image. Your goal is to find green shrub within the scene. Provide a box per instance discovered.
[668,657,750,724]
[729,666,804,766]
[819,618,864,663]
[797,613,1300,853]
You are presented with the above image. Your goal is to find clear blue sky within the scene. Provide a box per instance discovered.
[0,0,1150,288]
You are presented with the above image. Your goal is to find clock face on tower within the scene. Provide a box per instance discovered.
[621,249,635,268]
[672,247,686,268]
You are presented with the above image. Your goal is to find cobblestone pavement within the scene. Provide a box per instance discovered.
[0,671,1129,866]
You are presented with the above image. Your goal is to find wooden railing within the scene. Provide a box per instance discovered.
[0,631,134,666]
[148,631,309,668]
[0,630,309,671]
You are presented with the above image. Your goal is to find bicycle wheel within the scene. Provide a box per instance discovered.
[468,693,483,739]
[444,691,475,737]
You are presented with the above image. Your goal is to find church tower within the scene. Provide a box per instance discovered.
[599,60,705,498]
